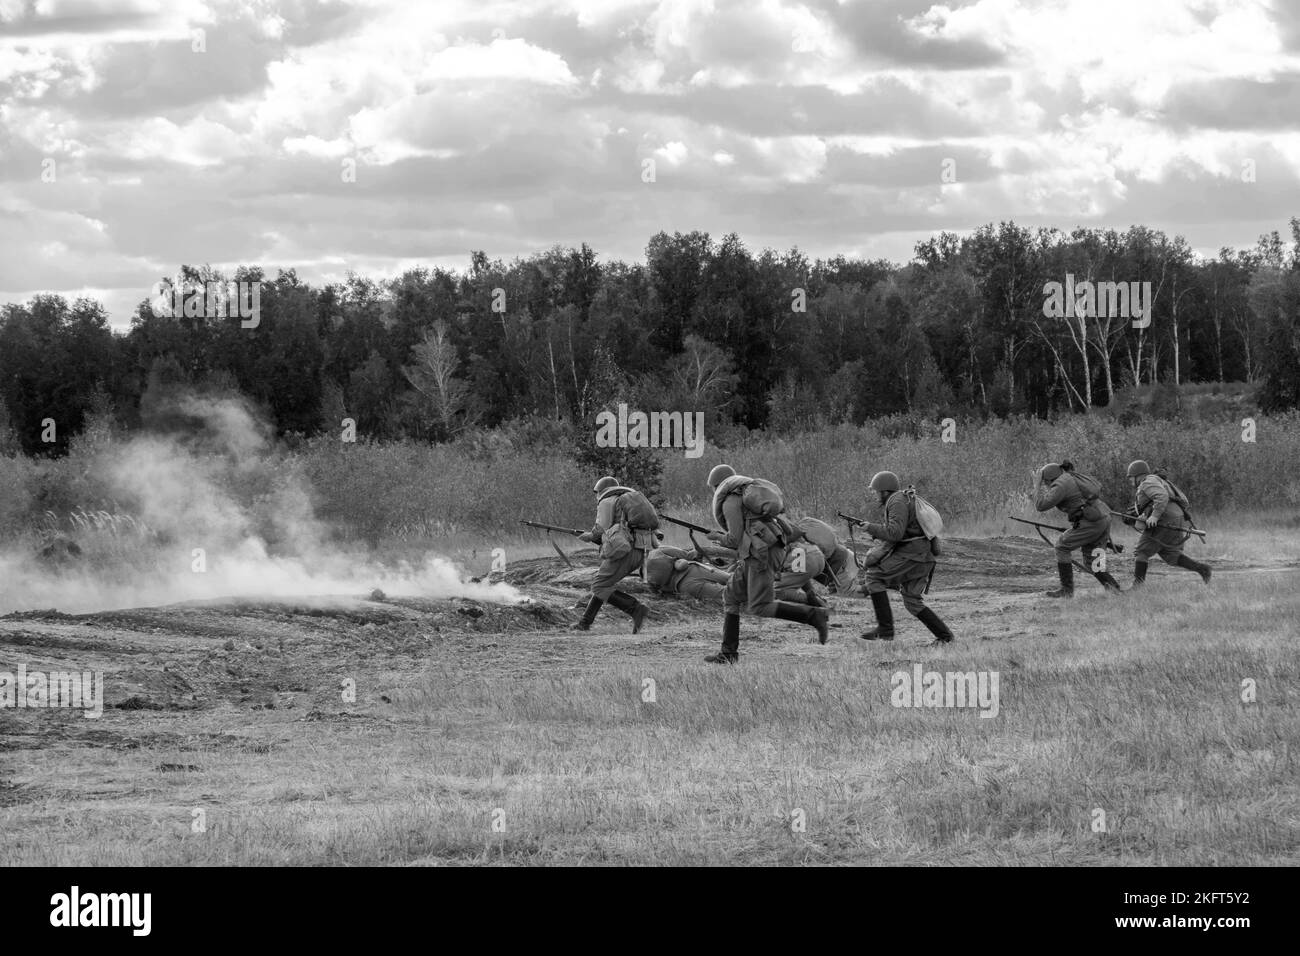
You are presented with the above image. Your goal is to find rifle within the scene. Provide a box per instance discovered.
[837,511,868,570]
[1109,510,1207,541]
[659,513,730,568]
[519,519,586,568]
[1006,515,1124,572]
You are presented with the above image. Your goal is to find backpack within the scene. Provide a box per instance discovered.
[1152,472,1191,511]
[1071,471,1102,502]
[902,487,943,539]
[615,489,660,531]
[740,478,784,519]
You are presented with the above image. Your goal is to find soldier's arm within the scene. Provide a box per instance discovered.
[1034,478,1067,512]
[865,496,907,542]
[715,495,745,550]
[1142,477,1169,525]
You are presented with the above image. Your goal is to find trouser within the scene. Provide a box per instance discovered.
[591,548,645,600]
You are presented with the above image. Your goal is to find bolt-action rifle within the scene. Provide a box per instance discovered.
[519,519,587,568]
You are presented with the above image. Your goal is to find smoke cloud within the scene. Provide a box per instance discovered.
[0,394,525,614]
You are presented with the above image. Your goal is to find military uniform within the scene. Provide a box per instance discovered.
[1130,473,1211,585]
[858,474,955,645]
[576,482,655,632]
[860,493,936,616]
[645,546,729,601]
[774,539,826,603]
[704,471,828,663]
[1034,469,1122,595]
[792,517,856,592]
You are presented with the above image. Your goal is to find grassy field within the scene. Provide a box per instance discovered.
[2,528,1296,865]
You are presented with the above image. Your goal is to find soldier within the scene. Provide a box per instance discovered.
[702,464,829,664]
[575,476,656,633]
[791,516,856,594]
[1124,460,1212,587]
[644,546,730,601]
[1033,460,1124,597]
[858,471,955,645]
[660,541,821,608]
[773,537,827,606]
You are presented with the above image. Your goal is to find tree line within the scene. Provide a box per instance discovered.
[2,219,1299,456]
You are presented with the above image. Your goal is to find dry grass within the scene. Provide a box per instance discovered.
[3,534,1296,866]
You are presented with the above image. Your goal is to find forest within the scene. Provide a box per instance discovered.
[2,218,1299,457]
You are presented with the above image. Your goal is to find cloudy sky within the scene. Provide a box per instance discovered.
[2,0,1299,328]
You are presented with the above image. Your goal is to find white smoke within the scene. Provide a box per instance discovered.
[0,394,525,614]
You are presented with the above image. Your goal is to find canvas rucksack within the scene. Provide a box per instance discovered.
[1071,471,1102,503]
[902,487,943,539]
[740,478,784,519]
[615,489,660,531]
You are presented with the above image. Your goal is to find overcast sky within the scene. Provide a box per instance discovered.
[2,0,1299,328]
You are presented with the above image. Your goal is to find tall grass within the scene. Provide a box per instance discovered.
[2,413,1297,548]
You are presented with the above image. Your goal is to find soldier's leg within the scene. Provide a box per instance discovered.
[1048,527,1089,598]
[706,567,747,663]
[1175,554,1212,584]
[1077,521,1123,593]
[584,551,643,632]
[1131,532,1161,587]
[901,573,954,645]
[758,555,828,643]
[859,571,895,641]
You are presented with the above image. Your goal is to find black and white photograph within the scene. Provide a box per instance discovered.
[0,0,1295,916]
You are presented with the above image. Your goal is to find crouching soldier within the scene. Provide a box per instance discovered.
[858,471,955,646]
[645,546,730,601]
[703,464,829,664]
[1124,460,1211,587]
[792,516,857,595]
[575,476,657,633]
[773,538,827,607]
[1034,460,1123,597]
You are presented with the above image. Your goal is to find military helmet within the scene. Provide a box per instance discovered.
[593,475,619,494]
[1040,462,1063,483]
[1126,460,1151,480]
[707,463,736,489]
[869,471,900,493]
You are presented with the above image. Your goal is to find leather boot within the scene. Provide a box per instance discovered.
[1046,561,1074,598]
[773,602,829,644]
[1176,554,1212,585]
[860,591,895,641]
[607,590,650,633]
[1094,571,1124,594]
[575,595,602,631]
[705,613,741,664]
[915,606,955,645]
[1132,560,1148,588]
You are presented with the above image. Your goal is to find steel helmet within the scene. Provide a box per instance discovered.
[1126,460,1151,480]
[869,471,900,493]
[593,476,619,494]
[1040,462,1063,483]
[707,464,736,489]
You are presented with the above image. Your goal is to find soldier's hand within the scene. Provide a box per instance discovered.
[1134,519,1148,533]
[706,530,725,542]
[673,559,689,571]
[577,532,595,543]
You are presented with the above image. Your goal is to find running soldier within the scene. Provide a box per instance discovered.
[1033,460,1124,597]
[703,464,829,664]
[1123,460,1212,587]
[858,471,955,645]
[575,476,657,632]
